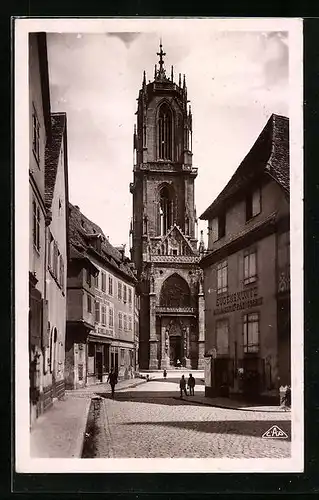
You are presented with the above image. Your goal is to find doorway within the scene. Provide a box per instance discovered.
[214,358,230,397]
[96,351,103,382]
[114,352,119,374]
[243,356,260,400]
[169,336,182,366]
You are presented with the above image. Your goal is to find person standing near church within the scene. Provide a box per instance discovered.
[187,373,195,396]
[179,374,187,398]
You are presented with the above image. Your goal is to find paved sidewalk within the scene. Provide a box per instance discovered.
[30,396,91,458]
[173,394,291,413]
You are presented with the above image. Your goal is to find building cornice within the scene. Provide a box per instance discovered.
[87,333,113,344]
[134,162,198,177]
[147,254,200,264]
[67,319,95,330]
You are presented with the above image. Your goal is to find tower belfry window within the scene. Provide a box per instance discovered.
[158,104,172,160]
[159,186,173,236]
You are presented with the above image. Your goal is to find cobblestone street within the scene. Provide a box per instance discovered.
[85,377,291,459]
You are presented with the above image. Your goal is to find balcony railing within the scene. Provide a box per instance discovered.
[133,163,198,174]
[156,306,197,315]
[149,255,200,263]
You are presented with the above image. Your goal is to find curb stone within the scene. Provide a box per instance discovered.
[78,397,92,458]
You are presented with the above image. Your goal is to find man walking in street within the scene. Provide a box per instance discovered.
[179,374,187,398]
[187,373,195,396]
[107,368,118,399]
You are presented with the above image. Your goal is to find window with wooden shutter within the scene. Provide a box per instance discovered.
[101,272,106,292]
[216,319,229,356]
[244,249,257,285]
[243,313,260,353]
[108,275,113,295]
[217,260,228,294]
[109,308,114,328]
[95,301,100,323]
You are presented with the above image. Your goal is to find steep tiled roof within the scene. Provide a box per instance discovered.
[44,113,67,209]
[68,203,136,282]
[200,114,289,220]
[265,114,289,194]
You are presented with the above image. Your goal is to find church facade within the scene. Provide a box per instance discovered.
[130,44,205,370]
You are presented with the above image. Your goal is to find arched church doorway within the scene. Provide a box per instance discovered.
[160,274,191,367]
[169,321,183,366]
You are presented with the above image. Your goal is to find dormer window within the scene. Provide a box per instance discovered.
[246,188,261,221]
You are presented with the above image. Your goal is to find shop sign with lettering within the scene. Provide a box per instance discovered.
[214,286,263,315]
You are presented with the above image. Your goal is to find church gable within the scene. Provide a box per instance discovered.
[153,224,195,257]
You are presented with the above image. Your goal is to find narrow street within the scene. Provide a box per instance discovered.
[83,375,291,459]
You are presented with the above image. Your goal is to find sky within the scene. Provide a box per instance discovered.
[47,27,289,252]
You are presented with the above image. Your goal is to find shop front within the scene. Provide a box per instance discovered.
[87,335,111,385]
[204,353,232,398]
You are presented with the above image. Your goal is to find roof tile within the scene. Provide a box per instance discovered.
[44,113,67,209]
[200,114,289,220]
[68,203,136,282]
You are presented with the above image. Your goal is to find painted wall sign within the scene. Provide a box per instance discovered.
[214,286,263,315]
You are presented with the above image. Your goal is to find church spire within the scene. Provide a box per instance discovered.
[157,40,166,71]
[156,40,167,80]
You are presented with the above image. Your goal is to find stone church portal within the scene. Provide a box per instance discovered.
[130,43,205,369]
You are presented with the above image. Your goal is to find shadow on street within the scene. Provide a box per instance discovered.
[119,419,291,440]
[149,377,205,385]
[99,391,205,406]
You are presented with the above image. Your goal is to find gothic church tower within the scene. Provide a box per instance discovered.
[130,43,205,370]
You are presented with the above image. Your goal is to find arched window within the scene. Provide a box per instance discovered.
[158,103,173,160]
[160,273,191,308]
[159,186,173,236]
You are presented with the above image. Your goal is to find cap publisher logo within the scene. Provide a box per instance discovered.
[262,425,288,439]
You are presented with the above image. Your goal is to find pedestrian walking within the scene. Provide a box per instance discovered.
[187,373,195,396]
[179,374,187,398]
[107,368,118,399]
[163,369,167,379]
